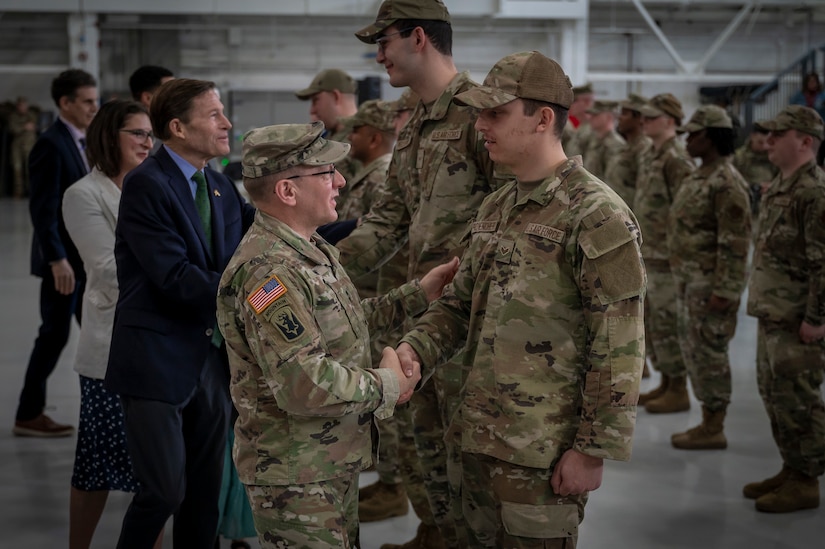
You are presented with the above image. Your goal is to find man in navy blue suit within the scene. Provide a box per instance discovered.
[13,69,98,437]
[105,79,255,548]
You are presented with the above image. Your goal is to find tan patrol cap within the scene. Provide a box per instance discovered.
[640,93,684,121]
[572,82,593,98]
[586,100,619,115]
[355,0,451,44]
[241,121,350,179]
[677,105,733,134]
[342,99,396,133]
[756,105,824,140]
[620,93,648,113]
[453,51,573,110]
[295,69,357,100]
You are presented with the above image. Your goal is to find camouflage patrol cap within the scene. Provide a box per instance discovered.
[342,99,396,133]
[640,93,684,121]
[586,100,619,115]
[620,93,648,113]
[295,69,357,100]
[355,0,451,44]
[241,121,350,179]
[453,51,573,109]
[572,82,593,98]
[391,88,419,112]
[756,105,824,140]
[677,105,733,134]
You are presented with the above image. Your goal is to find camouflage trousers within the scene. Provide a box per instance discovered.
[676,282,738,411]
[411,362,466,546]
[756,320,825,478]
[645,263,687,378]
[10,136,34,196]
[245,475,359,548]
[460,452,587,548]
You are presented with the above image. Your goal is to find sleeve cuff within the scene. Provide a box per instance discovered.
[372,367,400,420]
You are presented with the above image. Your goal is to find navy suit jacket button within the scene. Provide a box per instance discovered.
[205,328,214,337]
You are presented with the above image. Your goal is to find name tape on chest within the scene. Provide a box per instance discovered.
[471,221,498,233]
[431,129,462,141]
[247,274,287,314]
[524,223,565,243]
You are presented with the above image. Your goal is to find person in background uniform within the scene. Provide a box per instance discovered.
[295,68,360,185]
[667,105,751,450]
[606,93,651,208]
[398,50,646,548]
[744,105,825,514]
[216,122,458,548]
[732,124,778,216]
[635,93,695,414]
[104,78,255,549]
[582,99,625,180]
[13,69,98,438]
[8,96,38,198]
[564,82,595,156]
[341,1,505,545]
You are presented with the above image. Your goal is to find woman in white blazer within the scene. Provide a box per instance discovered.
[62,100,157,549]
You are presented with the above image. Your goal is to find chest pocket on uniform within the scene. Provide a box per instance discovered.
[580,216,644,303]
[315,272,366,347]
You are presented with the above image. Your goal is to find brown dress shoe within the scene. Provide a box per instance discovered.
[13,414,74,437]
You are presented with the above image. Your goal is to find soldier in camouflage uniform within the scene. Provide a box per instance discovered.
[396,51,646,549]
[605,93,651,208]
[7,96,38,198]
[732,124,778,215]
[667,106,751,450]
[744,105,825,513]
[563,83,594,157]
[295,68,361,185]
[636,93,695,413]
[582,100,625,180]
[341,2,504,546]
[216,121,459,548]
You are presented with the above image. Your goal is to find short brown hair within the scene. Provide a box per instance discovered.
[150,78,217,141]
[85,100,148,178]
[522,98,568,138]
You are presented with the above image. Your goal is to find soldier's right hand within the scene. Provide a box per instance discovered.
[379,346,420,404]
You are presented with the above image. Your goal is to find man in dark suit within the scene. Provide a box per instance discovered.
[105,78,254,549]
[13,69,98,437]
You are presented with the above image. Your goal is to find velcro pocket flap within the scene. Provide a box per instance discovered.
[501,501,579,539]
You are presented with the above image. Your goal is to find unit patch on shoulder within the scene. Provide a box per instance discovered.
[247,275,287,314]
[271,306,305,341]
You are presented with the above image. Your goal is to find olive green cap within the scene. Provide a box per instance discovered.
[640,93,684,121]
[586,100,619,115]
[295,69,357,100]
[619,93,648,113]
[756,105,824,140]
[242,121,350,179]
[341,99,396,133]
[572,82,593,98]
[355,0,450,44]
[677,105,733,134]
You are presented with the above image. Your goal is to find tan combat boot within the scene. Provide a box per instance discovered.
[755,471,820,513]
[671,407,727,449]
[638,374,669,406]
[645,375,690,413]
[358,481,409,522]
[743,466,791,499]
[380,523,446,549]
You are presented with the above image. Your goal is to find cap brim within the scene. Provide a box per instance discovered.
[677,122,704,134]
[354,19,395,44]
[453,87,518,109]
[306,139,351,167]
[755,119,783,132]
[294,87,319,100]
[640,105,664,118]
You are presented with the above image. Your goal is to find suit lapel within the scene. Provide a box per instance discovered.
[55,119,89,177]
[95,172,121,229]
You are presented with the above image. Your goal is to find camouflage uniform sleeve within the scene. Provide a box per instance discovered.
[336,159,411,279]
[235,265,400,420]
[664,153,694,200]
[574,209,646,462]
[802,187,825,325]
[712,172,752,301]
[361,278,428,341]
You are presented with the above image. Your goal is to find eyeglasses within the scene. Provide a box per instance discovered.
[121,129,154,142]
[286,168,336,180]
[375,27,415,53]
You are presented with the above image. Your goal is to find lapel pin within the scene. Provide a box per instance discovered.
[213,189,221,197]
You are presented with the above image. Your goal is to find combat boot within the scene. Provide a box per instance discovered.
[755,471,820,513]
[358,481,409,522]
[743,466,791,499]
[645,375,690,413]
[671,406,727,449]
[638,374,669,406]
[380,523,446,549]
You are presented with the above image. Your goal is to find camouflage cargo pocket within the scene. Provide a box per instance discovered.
[501,501,579,539]
[699,309,737,352]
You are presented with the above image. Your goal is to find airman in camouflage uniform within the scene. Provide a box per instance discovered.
[216,122,458,548]
[397,51,646,549]
[343,2,504,546]
[563,82,594,156]
[667,106,751,450]
[744,105,825,513]
[605,93,651,207]
[732,124,778,215]
[295,68,361,186]
[636,93,695,413]
[582,100,626,180]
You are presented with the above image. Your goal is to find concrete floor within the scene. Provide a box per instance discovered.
[0,198,822,548]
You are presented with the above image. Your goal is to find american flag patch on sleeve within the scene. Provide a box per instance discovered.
[247,275,287,314]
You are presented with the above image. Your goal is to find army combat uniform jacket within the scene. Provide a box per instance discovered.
[604,133,652,208]
[748,161,825,325]
[217,211,428,486]
[402,157,646,468]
